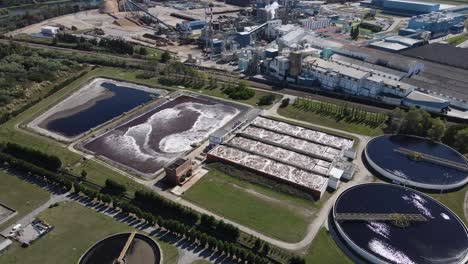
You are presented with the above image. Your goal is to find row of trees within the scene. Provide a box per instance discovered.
[294,98,387,128]
[71,182,271,264]
[359,22,382,33]
[389,107,468,154]
[0,146,307,264]
[350,26,360,40]
[133,189,201,226]
[222,81,255,100]
[1,142,62,171]
[258,94,276,106]
[55,33,135,55]
[0,151,72,191]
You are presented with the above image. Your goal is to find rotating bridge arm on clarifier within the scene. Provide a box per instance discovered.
[117,231,137,263]
[394,147,468,172]
[335,213,428,222]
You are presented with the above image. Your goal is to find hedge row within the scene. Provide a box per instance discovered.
[72,183,270,264]
[1,142,62,171]
[0,152,72,191]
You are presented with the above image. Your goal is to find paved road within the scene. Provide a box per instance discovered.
[0,171,225,264]
[0,190,68,237]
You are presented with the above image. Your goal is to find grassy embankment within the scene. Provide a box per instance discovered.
[184,163,329,243]
[428,185,467,225]
[303,228,352,264]
[0,170,49,230]
[0,202,178,264]
[446,34,468,46]
[277,98,386,136]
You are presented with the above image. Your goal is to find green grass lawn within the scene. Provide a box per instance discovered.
[277,104,385,136]
[184,163,319,243]
[71,159,145,195]
[446,34,468,46]
[0,170,50,230]
[304,228,352,264]
[428,185,467,225]
[0,202,178,264]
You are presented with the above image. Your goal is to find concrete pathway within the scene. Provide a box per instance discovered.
[0,171,230,264]
[1,191,69,237]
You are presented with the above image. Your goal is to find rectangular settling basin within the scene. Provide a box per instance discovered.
[29,78,166,142]
[83,95,243,178]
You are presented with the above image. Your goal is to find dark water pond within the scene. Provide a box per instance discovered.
[335,183,468,264]
[42,81,158,137]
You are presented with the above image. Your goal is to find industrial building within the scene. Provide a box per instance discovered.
[400,11,466,38]
[362,0,440,16]
[300,17,331,30]
[369,35,424,52]
[176,20,207,31]
[165,158,193,186]
[300,57,414,98]
[40,26,60,36]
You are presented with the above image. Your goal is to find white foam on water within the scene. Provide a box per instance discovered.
[440,213,450,220]
[367,222,391,239]
[102,107,184,162]
[105,132,153,161]
[402,193,434,219]
[159,102,239,153]
[101,101,238,164]
[369,239,416,264]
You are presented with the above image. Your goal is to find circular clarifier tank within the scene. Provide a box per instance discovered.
[78,233,162,264]
[365,134,468,190]
[333,183,468,264]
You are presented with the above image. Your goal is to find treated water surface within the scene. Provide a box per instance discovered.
[366,135,467,186]
[41,81,159,137]
[335,184,468,264]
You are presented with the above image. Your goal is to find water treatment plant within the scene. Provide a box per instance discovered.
[78,232,162,264]
[333,183,468,264]
[365,135,468,190]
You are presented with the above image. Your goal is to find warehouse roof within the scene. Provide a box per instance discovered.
[401,43,468,70]
[370,41,410,52]
[405,91,448,103]
[305,58,369,79]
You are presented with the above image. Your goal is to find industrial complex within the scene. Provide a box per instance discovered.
[6,0,468,119]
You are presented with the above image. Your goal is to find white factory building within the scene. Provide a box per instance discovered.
[301,57,414,98]
[297,57,450,112]
[300,17,331,30]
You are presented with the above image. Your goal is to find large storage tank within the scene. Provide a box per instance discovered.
[78,233,162,264]
[333,183,468,264]
[365,134,468,191]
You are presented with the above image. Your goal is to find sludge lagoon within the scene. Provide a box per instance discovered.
[82,94,244,178]
[29,78,166,141]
